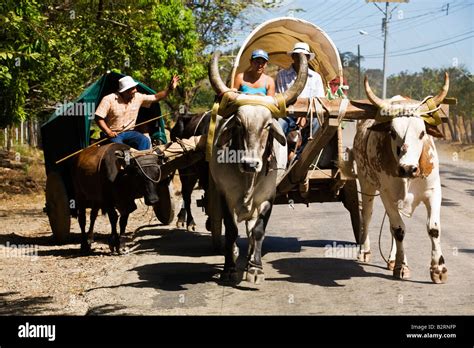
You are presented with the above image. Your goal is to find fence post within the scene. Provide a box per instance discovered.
[20,121,24,145]
[461,116,471,144]
[25,120,29,145]
[441,122,451,141]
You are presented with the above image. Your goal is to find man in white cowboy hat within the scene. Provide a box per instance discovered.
[95,74,179,150]
[276,42,326,162]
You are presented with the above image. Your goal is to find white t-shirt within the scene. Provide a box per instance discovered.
[276,66,325,98]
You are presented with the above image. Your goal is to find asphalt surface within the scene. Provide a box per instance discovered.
[80,125,473,315]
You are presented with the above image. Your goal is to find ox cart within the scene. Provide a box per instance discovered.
[41,72,175,243]
[206,17,451,249]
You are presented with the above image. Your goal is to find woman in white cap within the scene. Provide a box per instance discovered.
[95,74,179,150]
[232,49,275,96]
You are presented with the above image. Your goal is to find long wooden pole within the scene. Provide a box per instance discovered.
[55,112,172,164]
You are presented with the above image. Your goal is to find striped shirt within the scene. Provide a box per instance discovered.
[95,92,156,132]
[276,66,325,98]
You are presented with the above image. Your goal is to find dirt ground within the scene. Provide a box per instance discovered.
[0,141,472,315]
[0,191,165,315]
[0,148,164,315]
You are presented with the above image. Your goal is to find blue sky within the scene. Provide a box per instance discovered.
[232,0,473,77]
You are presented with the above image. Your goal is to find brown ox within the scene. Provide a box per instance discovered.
[72,143,162,253]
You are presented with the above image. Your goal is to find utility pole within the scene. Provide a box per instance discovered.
[381,2,389,99]
[357,44,361,99]
[367,0,409,98]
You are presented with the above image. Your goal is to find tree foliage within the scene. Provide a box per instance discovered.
[0,0,204,128]
[1,2,471,133]
[184,0,283,49]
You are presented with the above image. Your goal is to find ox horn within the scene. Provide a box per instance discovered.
[364,75,386,108]
[283,52,308,106]
[432,72,449,106]
[209,51,231,96]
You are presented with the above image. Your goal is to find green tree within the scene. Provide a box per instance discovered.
[0,0,46,129]
[184,0,283,111]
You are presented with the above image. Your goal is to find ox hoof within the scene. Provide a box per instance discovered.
[187,222,196,232]
[430,265,448,284]
[387,260,396,271]
[176,220,185,228]
[220,268,239,283]
[108,235,120,254]
[393,265,411,280]
[357,251,371,263]
[245,267,265,284]
[80,241,91,254]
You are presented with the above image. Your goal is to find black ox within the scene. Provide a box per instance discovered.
[170,112,211,232]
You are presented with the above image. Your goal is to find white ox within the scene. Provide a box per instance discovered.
[208,51,308,283]
[353,74,449,283]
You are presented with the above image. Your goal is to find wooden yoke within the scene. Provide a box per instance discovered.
[285,97,450,121]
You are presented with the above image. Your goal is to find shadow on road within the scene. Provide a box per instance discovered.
[268,257,392,287]
[131,226,217,258]
[0,291,55,315]
[87,303,129,315]
[0,231,113,248]
[441,198,460,207]
[86,262,221,293]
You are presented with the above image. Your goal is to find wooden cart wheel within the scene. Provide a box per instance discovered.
[45,171,71,244]
[341,179,363,244]
[153,180,175,225]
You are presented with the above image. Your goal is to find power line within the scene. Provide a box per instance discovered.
[388,3,472,35]
[316,2,365,28]
[364,30,474,57]
[315,3,353,27]
[333,2,470,47]
[363,35,474,58]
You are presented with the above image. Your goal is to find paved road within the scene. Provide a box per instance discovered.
[82,131,474,315]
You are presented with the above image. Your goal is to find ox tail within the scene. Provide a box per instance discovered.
[338,147,357,179]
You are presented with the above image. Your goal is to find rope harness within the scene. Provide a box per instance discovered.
[124,150,163,184]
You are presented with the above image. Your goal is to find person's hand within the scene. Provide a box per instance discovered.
[168,75,180,90]
[296,116,307,129]
[107,130,117,138]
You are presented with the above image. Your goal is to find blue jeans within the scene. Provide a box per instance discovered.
[278,116,320,137]
[279,116,321,159]
[278,116,297,136]
[109,130,151,150]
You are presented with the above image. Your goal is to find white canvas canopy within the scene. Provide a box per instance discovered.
[231,17,343,88]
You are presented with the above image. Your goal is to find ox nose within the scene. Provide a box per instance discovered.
[240,158,260,173]
[399,165,418,178]
[144,196,159,206]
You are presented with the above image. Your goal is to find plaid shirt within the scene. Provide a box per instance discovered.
[95,92,156,132]
[276,66,325,98]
